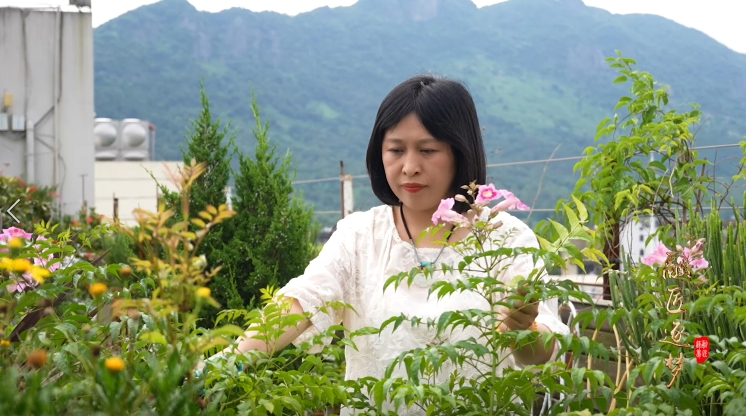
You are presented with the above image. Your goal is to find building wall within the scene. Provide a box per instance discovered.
[94,161,182,226]
[0,6,94,216]
[620,216,659,265]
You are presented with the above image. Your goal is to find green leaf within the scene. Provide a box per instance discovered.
[572,194,588,222]
[725,398,746,416]
[549,219,569,241]
[139,330,168,345]
[278,396,302,413]
[595,117,611,134]
[211,324,249,338]
[259,399,274,413]
[564,203,580,230]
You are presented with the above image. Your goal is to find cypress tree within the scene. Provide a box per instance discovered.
[220,93,319,309]
[158,83,242,323]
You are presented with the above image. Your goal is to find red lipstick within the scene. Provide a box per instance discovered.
[402,183,424,193]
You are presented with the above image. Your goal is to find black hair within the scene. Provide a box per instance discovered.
[365,74,487,213]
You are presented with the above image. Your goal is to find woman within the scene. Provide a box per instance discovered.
[206,75,569,414]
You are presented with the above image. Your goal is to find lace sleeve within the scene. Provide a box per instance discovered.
[276,215,355,352]
[492,214,570,362]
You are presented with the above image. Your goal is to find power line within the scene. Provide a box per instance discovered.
[292,176,344,185]
[486,155,581,168]
[291,143,742,185]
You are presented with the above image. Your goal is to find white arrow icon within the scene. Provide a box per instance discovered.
[7,199,20,223]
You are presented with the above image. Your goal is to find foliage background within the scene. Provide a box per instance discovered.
[157,87,320,327]
[2,46,746,415]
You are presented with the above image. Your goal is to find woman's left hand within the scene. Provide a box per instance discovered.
[497,284,557,365]
[497,285,539,332]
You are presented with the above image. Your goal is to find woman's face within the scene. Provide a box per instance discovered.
[382,113,456,213]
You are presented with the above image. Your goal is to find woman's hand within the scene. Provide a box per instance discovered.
[497,285,539,332]
[496,285,556,365]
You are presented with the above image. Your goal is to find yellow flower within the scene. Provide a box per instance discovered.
[104,356,125,372]
[8,238,23,249]
[196,287,211,298]
[0,340,10,347]
[88,282,107,297]
[28,266,50,284]
[9,258,31,272]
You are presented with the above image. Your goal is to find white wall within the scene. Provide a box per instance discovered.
[620,216,659,265]
[94,161,182,226]
[0,6,94,216]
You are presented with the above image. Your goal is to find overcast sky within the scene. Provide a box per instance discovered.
[2,0,744,54]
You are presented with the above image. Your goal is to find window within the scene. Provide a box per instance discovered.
[639,235,644,242]
[639,249,645,256]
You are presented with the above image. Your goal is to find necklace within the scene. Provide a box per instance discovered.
[400,204,454,270]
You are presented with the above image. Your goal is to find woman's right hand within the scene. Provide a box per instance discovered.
[194,297,311,375]
[194,354,243,377]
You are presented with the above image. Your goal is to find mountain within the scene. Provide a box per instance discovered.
[93,0,746,225]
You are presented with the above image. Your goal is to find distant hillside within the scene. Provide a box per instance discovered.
[93,0,746,225]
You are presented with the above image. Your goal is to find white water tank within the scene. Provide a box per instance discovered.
[94,118,155,161]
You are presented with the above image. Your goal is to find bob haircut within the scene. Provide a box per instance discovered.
[366,74,487,213]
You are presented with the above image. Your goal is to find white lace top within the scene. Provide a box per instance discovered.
[278,205,569,415]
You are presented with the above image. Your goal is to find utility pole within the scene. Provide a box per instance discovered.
[339,160,354,219]
[81,174,88,213]
[113,194,119,222]
[339,161,345,219]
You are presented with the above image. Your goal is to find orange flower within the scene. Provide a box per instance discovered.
[26,349,47,368]
[88,282,107,297]
[104,356,125,372]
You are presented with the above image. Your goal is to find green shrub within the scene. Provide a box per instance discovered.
[0,176,56,231]
[215,94,319,311]
[159,87,319,327]
[0,162,239,416]
[2,52,745,416]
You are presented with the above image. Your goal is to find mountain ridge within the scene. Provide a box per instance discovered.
[93,0,746,224]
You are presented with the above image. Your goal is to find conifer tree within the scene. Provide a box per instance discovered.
[157,86,318,326]
[157,83,242,322]
[219,93,319,309]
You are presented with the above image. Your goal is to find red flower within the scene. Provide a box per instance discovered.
[86,216,92,224]
[28,186,36,192]
[72,220,79,226]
